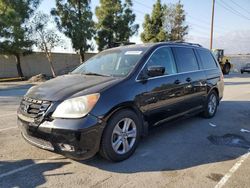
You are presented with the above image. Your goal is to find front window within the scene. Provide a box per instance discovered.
[147,47,177,75]
[72,48,147,77]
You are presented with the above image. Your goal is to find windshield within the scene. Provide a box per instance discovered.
[72,47,147,77]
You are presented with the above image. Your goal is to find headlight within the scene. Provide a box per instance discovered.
[52,93,100,118]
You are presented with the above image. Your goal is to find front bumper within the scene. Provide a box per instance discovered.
[17,113,105,160]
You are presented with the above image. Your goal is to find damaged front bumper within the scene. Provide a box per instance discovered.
[17,112,105,160]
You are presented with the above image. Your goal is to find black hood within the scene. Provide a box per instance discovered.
[25,74,117,101]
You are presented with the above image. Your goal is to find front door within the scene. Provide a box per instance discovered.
[138,47,186,125]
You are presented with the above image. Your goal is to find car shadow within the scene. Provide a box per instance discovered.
[0,158,71,187]
[79,100,250,174]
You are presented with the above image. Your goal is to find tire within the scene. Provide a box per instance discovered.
[222,63,230,75]
[202,90,219,118]
[241,71,244,74]
[99,109,141,162]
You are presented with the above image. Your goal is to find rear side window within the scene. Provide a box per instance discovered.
[173,47,199,73]
[147,47,177,75]
[197,49,218,69]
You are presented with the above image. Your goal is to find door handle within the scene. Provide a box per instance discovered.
[186,77,192,82]
[174,79,181,84]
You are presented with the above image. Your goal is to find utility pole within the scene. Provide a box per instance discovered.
[210,0,215,49]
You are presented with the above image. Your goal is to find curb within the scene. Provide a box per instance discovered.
[0,77,25,82]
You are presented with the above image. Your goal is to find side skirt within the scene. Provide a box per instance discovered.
[153,105,204,127]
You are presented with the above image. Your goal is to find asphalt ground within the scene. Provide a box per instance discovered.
[0,73,250,188]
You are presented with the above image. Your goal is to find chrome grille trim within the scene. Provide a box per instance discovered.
[20,97,51,118]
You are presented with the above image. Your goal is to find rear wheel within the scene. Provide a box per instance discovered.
[222,63,231,75]
[100,109,141,162]
[202,90,219,118]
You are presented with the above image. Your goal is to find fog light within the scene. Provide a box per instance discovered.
[58,143,75,152]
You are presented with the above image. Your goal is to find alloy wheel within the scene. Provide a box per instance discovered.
[111,118,137,155]
[208,93,217,115]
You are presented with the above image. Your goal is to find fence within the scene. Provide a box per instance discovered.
[0,52,249,78]
[0,52,96,78]
[229,55,250,72]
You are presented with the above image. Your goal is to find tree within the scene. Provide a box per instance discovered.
[51,0,94,63]
[0,0,40,77]
[141,0,167,43]
[95,0,139,51]
[31,12,63,77]
[164,1,188,41]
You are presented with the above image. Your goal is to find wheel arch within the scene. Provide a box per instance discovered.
[208,87,219,104]
[102,102,148,137]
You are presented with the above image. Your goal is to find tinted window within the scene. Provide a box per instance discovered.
[173,47,199,72]
[147,47,177,75]
[197,49,218,69]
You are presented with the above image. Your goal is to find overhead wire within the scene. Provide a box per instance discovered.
[132,0,239,39]
[217,0,250,21]
[228,0,250,15]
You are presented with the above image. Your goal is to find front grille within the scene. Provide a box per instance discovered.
[20,97,51,118]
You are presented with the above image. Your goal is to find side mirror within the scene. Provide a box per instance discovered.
[147,66,165,77]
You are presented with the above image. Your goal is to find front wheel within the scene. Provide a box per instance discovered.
[100,109,141,162]
[222,63,231,75]
[202,91,219,118]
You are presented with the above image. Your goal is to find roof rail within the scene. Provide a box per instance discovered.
[168,41,203,47]
[112,41,136,48]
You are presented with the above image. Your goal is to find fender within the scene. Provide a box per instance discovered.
[101,102,148,137]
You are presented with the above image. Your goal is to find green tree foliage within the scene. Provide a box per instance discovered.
[95,0,139,51]
[141,0,188,43]
[140,0,167,43]
[164,1,188,41]
[51,0,94,62]
[0,0,40,77]
[31,12,63,77]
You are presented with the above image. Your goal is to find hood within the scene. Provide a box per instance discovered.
[25,74,117,101]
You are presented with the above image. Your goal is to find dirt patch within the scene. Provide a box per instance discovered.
[207,173,224,182]
[28,74,49,82]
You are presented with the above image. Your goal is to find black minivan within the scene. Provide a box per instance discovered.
[18,42,224,162]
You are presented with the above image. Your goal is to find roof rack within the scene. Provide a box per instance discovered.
[168,41,203,47]
[112,41,136,48]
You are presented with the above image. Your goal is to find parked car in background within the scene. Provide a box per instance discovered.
[241,63,250,74]
[17,42,224,162]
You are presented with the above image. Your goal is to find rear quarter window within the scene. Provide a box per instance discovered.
[197,49,218,69]
[172,47,199,73]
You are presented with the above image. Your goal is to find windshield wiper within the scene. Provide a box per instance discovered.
[83,72,111,77]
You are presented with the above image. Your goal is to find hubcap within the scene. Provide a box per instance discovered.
[208,94,217,115]
[111,118,137,155]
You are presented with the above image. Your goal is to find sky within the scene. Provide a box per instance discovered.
[38,0,250,54]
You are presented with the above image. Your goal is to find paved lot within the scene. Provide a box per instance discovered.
[0,74,250,188]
